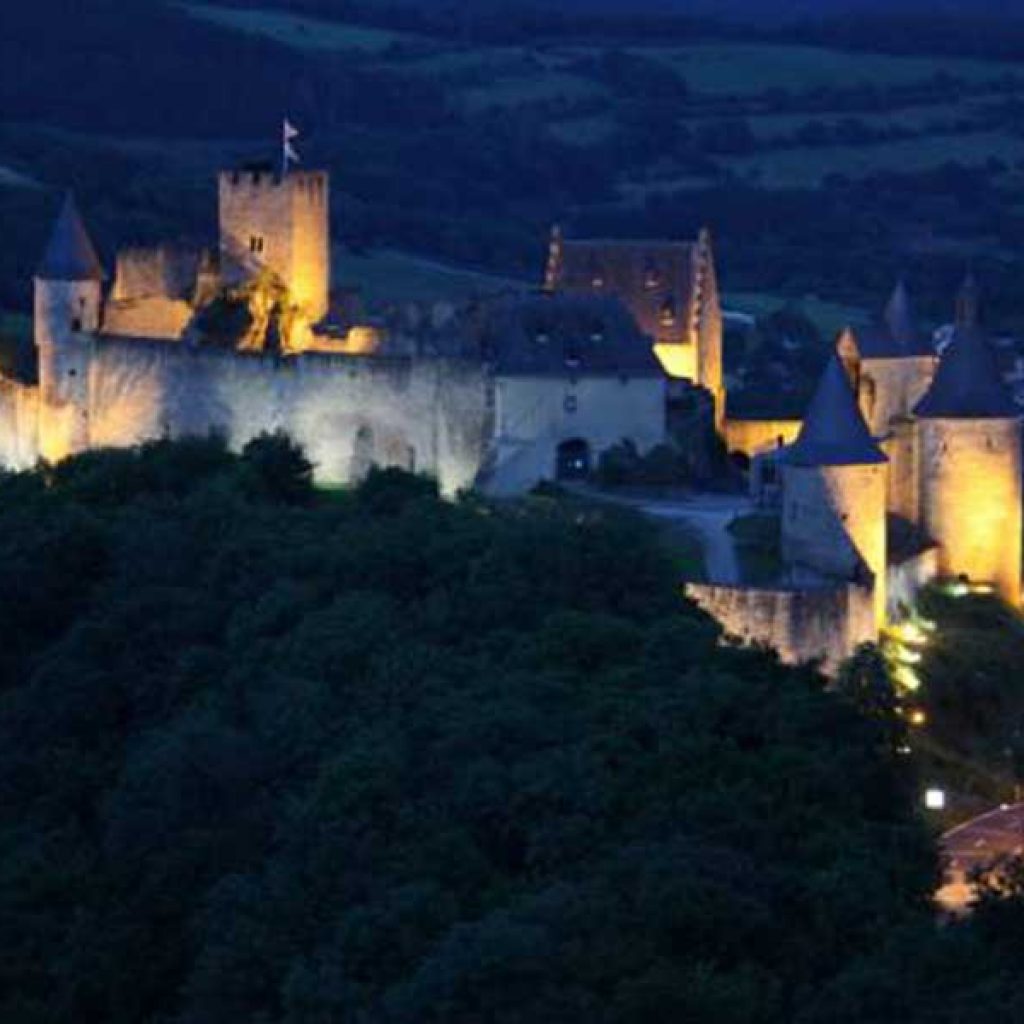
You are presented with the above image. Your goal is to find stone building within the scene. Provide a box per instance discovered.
[690,277,1022,671]
[0,167,669,496]
[914,296,1023,605]
[544,226,724,427]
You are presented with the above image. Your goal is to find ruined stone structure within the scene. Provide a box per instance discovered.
[0,170,668,497]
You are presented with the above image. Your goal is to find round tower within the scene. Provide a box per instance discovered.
[34,193,103,462]
[914,301,1022,605]
[782,354,889,628]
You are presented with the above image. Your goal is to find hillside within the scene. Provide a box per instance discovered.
[4,0,1024,334]
[0,438,935,1022]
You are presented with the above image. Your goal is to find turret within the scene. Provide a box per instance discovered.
[883,279,918,346]
[34,193,103,461]
[782,353,889,627]
[914,289,1021,604]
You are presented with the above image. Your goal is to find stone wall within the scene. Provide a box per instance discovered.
[103,298,194,341]
[85,338,491,495]
[685,580,877,675]
[857,356,935,438]
[919,417,1023,604]
[111,247,199,303]
[0,378,39,470]
[882,418,919,523]
[782,461,888,627]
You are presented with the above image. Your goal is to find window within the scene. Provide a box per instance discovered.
[660,295,677,328]
[249,235,266,255]
[564,394,578,414]
[644,262,660,290]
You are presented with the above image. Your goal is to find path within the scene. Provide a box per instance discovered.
[571,486,753,584]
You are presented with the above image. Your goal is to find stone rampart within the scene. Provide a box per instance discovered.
[86,337,491,494]
[685,579,877,675]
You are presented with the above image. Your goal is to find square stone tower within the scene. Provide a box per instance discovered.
[218,165,330,323]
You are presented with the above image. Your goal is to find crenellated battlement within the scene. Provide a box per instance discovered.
[218,166,330,323]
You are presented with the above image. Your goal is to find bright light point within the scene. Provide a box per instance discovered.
[947,582,969,598]
[893,665,921,693]
[890,621,929,647]
[897,745,913,756]
[925,788,946,810]
[908,709,927,727]
[896,648,923,666]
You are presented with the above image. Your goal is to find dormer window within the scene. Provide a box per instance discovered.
[249,235,266,255]
[644,260,660,290]
[660,296,677,328]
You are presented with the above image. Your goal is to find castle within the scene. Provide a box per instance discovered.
[0,164,680,496]
[1,158,1020,671]
[689,277,1022,670]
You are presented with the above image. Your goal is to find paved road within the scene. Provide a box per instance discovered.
[937,803,1024,913]
[571,486,753,584]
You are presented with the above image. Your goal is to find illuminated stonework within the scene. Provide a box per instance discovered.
[919,417,1022,605]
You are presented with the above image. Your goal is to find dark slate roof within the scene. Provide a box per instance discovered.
[476,291,662,377]
[546,237,699,346]
[914,324,1018,419]
[784,354,887,467]
[850,281,933,359]
[37,194,103,282]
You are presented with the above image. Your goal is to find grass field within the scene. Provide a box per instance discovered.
[547,115,617,146]
[726,130,1024,187]
[180,3,426,53]
[725,292,866,337]
[745,100,985,141]
[335,248,524,304]
[0,164,39,189]
[463,73,605,113]
[645,43,1022,96]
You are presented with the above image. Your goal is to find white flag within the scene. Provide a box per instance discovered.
[283,119,301,169]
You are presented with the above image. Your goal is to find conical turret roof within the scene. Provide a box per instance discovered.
[37,193,103,282]
[914,323,1017,419]
[884,280,916,344]
[853,280,932,359]
[785,353,887,467]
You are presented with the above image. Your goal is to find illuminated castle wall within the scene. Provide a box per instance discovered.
[691,280,1022,671]
[0,171,667,497]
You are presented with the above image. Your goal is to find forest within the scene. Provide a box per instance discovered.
[1,434,1024,1023]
